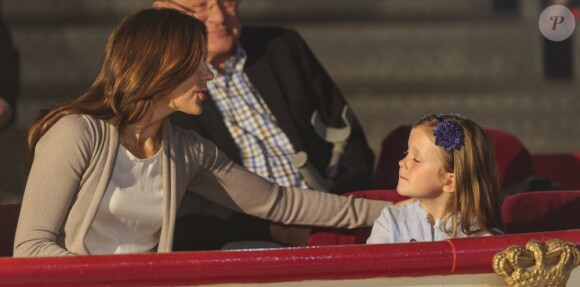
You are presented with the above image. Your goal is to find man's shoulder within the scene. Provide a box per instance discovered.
[240,26,308,63]
[242,25,296,37]
[240,26,302,45]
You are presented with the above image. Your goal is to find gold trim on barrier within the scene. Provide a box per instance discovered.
[493,238,579,287]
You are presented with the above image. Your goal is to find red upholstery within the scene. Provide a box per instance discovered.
[0,204,21,257]
[307,190,408,246]
[484,127,534,191]
[502,190,580,234]
[373,125,535,192]
[532,152,580,189]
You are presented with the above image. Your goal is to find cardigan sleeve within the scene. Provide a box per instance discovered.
[185,134,390,228]
[14,115,94,257]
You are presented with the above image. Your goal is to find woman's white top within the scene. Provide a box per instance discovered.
[84,144,164,254]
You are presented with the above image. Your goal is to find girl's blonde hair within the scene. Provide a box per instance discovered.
[415,114,503,236]
[27,9,208,154]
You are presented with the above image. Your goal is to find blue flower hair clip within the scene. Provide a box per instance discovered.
[433,121,464,152]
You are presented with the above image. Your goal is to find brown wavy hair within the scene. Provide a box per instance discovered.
[27,9,207,154]
[415,114,503,236]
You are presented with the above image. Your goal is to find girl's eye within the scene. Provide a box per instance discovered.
[403,151,420,163]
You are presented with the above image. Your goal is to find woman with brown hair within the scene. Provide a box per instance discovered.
[14,9,389,257]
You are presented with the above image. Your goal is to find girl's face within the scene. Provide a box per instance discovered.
[397,126,453,200]
[164,38,214,116]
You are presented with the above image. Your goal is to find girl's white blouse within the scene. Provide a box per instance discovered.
[367,200,491,244]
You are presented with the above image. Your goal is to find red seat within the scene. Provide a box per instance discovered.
[373,125,535,192]
[502,190,580,234]
[485,127,535,191]
[0,204,21,257]
[532,152,580,189]
[307,190,407,246]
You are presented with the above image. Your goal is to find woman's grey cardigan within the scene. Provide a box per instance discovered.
[14,115,389,257]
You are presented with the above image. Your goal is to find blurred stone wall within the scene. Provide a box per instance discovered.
[1,0,579,202]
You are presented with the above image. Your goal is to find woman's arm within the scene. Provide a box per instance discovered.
[186,135,391,229]
[14,115,93,257]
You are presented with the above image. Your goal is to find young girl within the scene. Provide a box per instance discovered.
[367,114,503,244]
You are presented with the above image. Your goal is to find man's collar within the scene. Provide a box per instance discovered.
[210,42,246,76]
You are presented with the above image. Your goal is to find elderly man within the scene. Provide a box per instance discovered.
[152,0,375,249]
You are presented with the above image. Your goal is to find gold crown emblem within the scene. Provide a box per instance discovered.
[493,238,580,287]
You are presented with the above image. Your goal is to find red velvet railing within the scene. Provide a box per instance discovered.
[1,230,579,286]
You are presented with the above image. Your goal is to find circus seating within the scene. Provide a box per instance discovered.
[374,125,535,193]
[484,127,535,191]
[532,152,580,190]
[502,190,580,234]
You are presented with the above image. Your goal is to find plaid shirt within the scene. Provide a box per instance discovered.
[207,45,308,188]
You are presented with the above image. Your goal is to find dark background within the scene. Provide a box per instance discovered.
[1,0,579,202]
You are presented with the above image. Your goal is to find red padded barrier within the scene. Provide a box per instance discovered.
[0,230,578,286]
